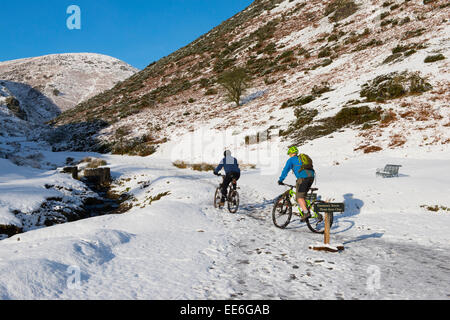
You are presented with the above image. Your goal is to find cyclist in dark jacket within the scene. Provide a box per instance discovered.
[214,150,241,205]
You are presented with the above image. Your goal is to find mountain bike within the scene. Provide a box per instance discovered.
[214,174,240,213]
[272,184,332,234]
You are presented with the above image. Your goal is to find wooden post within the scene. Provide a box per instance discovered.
[309,212,344,253]
[324,213,331,245]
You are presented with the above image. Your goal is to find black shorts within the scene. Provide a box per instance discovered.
[296,177,314,198]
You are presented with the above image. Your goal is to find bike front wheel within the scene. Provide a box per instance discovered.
[227,190,239,213]
[272,196,293,229]
[214,188,224,209]
[306,200,334,234]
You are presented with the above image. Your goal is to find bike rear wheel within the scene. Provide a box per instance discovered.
[227,190,239,213]
[272,195,293,229]
[306,200,334,234]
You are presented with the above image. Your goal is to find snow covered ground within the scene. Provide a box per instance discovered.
[0,128,449,300]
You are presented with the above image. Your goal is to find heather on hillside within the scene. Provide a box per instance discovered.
[324,0,359,22]
[46,0,449,156]
[360,71,432,102]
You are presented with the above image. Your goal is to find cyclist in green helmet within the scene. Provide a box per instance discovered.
[278,146,315,221]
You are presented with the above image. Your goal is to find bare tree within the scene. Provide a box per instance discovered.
[218,68,250,107]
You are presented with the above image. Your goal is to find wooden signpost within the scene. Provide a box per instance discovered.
[309,203,345,253]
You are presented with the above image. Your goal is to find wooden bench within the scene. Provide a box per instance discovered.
[376,164,402,178]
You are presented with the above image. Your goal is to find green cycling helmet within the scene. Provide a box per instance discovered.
[287,146,298,155]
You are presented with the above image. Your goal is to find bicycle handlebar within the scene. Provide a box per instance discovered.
[280,183,295,188]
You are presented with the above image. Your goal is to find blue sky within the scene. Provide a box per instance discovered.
[0,0,254,69]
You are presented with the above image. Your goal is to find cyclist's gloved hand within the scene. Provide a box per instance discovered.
[213,172,219,176]
[278,180,284,186]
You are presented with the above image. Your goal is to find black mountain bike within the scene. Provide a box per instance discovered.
[214,174,240,213]
[272,184,333,234]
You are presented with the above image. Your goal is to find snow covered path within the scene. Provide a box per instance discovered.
[198,174,450,300]
[0,154,449,300]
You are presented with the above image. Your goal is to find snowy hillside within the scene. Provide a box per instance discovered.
[0,84,33,138]
[52,0,449,158]
[0,53,138,118]
[0,53,138,168]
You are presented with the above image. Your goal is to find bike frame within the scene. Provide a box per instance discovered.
[219,174,239,193]
[287,188,320,220]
